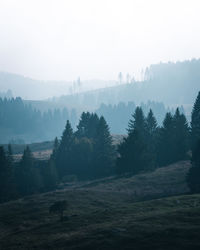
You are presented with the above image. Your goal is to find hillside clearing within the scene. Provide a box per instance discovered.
[0,160,197,249]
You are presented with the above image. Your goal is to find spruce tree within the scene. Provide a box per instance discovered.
[146,109,158,168]
[43,137,59,189]
[146,109,157,137]
[56,120,74,178]
[116,130,150,174]
[173,108,189,161]
[93,116,115,178]
[191,91,200,149]
[72,137,94,179]
[0,146,13,202]
[76,112,99,139]
[157,112,175,166]
[76,112,91,138]
[128,107,146,136]
[187,92,200,193]
[116,107,153,175]
[16,146,42,195]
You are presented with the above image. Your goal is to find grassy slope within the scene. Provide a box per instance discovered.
[1,161,200,250]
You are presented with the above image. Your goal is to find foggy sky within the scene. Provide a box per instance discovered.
[0,0,200,82]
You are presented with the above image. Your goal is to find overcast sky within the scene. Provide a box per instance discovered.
[0,0,200,82]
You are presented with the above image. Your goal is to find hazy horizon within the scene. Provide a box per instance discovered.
[0,0,200,83]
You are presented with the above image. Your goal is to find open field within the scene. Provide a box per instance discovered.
[1,160,199,250]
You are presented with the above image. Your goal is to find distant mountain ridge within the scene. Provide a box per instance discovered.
[1,59,200,112]
[46,58,200,112]
[0,71,116,100]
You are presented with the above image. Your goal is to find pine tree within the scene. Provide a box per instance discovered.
[0,146,13,202]
[118,129,154,174]
[93,116,115,178]
[16,146,42,196]
[127,107,146,136]
[146,109,158,168]
[173,108,189,161]
[116,108,153,175]
[146,109,157,137]
[76,112,99,139]
[187,92,200,193]
[157,112,175,166]
[56,120,74,178]
[72,137,94,179]
[157,109,189,166]
[191,91,200,149]
[43,137,59,189]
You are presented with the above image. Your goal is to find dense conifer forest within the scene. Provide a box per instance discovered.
[1,1,200,249]
[0,91,199,204]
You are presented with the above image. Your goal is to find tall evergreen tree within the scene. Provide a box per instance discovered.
[146,109,157,137]
[56,120,74,178]
[146,109,158,168]
[187,92,200,193]
[116,107,153,175]
[116,130,151,174]
[0,146,13,202]
[16,146,42,195]
[76,112,99,139]
[191,91,200,149]
[127,107,146,136]
[173,108,189,161]
[157,112,175,166]
[72,137,94,179]
[93,116,115,177]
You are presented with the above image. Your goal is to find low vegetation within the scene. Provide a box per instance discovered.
[0,161,199,250]
[0,92,200,249]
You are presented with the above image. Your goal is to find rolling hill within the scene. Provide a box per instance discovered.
[1,160,199,250]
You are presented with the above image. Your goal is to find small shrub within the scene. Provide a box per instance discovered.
[49,200,68,221]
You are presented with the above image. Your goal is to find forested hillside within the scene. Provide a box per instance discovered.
[43,59,200,112]
[0,97,77,143]
[0,97,174,143]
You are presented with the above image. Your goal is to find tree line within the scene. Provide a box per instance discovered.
[96,100,183,134]
[0,97,78,143]
[0,96,178,143]
[0,92,200,203]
